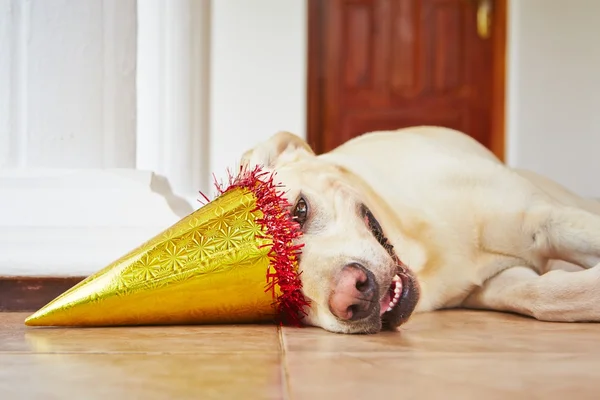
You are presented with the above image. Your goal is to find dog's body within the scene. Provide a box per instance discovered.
[240,126,600,334]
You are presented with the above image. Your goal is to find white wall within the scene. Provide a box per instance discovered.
[506,0,600,198]
[0,0,136,169]
[209,0,307,186]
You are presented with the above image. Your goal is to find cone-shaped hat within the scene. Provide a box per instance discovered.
[25,166,309,327]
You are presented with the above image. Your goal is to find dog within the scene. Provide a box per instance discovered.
[238,125,600,334]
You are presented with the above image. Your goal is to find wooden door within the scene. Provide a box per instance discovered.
[307,0,506,159]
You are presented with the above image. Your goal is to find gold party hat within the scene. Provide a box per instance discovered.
[25,166,309,327]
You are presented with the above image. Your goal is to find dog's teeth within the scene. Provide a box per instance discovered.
[393,275,400,282]
[394,292,400,300]
[389,301,394,307]
[394,287,401,294]
[386,306,392,312]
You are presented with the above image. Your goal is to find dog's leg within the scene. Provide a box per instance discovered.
[462,265,600,322]
[528,204,600,269]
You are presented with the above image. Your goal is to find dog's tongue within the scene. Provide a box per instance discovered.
[379,292,392,316]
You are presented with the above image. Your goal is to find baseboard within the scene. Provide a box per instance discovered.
[0,276,85,312]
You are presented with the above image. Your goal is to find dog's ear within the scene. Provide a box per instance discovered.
[239,131,315,170]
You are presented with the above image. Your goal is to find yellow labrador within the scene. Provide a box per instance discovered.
[239,126,600,334]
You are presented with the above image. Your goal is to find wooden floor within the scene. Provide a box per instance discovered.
[1,310,600,399]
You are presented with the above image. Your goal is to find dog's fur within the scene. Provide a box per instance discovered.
[239,126,600,334]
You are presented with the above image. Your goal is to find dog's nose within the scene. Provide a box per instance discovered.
[329,263,378,321]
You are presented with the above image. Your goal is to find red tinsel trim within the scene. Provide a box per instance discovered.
[199,165,310,327]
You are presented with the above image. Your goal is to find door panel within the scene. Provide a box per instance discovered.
[308,0,505,157]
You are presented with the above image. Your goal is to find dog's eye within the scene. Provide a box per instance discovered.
[293,197,309,227]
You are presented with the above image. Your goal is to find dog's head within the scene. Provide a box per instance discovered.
[240,132,420,334]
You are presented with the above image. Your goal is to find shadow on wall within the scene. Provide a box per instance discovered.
[150,174,195,218]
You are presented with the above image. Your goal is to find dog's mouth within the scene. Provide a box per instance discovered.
[378,267,418,329]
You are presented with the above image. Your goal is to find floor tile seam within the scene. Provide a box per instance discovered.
[278,326,293,400]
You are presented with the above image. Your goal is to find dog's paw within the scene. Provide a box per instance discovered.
[533,265,600,322]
